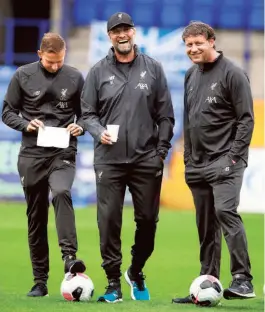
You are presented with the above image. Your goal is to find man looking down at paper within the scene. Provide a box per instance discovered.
[1,32,86,297]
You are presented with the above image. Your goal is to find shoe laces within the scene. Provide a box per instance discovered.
[132,272,146,291]
[105,280,120,295]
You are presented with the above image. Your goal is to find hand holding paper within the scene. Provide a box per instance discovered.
[37,126,70,148]
[67,123,83,137]
[26,119,44,132]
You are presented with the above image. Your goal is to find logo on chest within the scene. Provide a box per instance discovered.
[57,88,69,109]
[210,82,217,90]
[135,71,148,90]
[60,88,68,100]
[109,75,115,85]
[205,96,217,104]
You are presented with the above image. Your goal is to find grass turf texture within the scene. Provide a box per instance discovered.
[0,202,263,312]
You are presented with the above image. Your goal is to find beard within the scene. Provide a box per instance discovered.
[114,41,133,55]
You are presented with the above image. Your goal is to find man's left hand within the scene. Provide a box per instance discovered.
[67,123,83,137]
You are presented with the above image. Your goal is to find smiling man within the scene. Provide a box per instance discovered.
[81,12,174,303]
[172,21,255,304]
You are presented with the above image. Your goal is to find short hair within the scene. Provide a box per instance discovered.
[40,32,66,53]
[182,21,216,42]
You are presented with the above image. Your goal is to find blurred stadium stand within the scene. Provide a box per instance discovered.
[72,0,264,30]
[0,0,263,125]
[0,0,263,113]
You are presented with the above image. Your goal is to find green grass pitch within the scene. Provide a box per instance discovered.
[0,202,263,312]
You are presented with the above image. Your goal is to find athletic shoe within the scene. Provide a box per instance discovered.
[97,279,123,303]
[64,255,86,274]
[124,267,150,300]
[172,295,193,304]
[224,276,256,299]
[27,283,48,297]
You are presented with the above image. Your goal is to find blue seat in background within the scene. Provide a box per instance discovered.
[218,0,249,31]
[248,0,264,30]
[72,0,263,31]
[248,9,264,30]
[130,0,159,27]
[188,5,217,26]
[73,0,97,25]
[98,0,127,21]
[160,4,187,28]
[220,0,246,7]
[131,0,157,3]
[132,5,157,27]
[251,0,263,6]
[192,0,215,4]
[218,9,246,29]
[161,0,186,4]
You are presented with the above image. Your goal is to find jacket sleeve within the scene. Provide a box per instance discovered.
[227,68,254,160]
[75,73,85,131]
[1,70,29,132]
[81,68,105,141]
[155,63,175,158]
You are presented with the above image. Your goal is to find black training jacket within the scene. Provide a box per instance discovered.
[81,46,175,164]
[2,61,84,157]
[184,52,254,167]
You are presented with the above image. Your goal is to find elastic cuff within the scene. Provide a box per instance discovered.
[157,149,168,160]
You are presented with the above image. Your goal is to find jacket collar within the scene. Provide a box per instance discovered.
[199,51,223,72]
[38,60,62,77]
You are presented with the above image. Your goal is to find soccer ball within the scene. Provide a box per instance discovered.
[189,275,223,307]
[60,272,94,301]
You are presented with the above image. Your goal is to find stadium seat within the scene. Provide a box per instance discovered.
[248,9,264,30]
[251,0,263,6]
[98,0,127,21]
[220,0,245,6]
[218,9,246,29]
[188,4,217,26]
[218,0,248,30]
[161,0,186,4]
[248,0,264,30]
[73,0,98,25]
[193,0,215,4]
[131,3,157,27]
[131,0,157,3]
[160,4,187,29]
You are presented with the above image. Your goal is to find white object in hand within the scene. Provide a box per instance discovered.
[37,126,70,148]
[107,124,119,142]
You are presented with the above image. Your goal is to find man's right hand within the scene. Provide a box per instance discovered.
[26,119,44,132]
[100,130,112,145]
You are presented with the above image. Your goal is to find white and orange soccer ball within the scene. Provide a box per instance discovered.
[60,272,94,302]
[189,275,223,307]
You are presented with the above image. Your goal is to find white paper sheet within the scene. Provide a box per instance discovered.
[37,126,70,148]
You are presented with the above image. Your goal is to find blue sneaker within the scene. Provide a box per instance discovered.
[124,268,150,300]
[97,279,123,303]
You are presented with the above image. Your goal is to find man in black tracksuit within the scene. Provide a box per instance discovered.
[172,22,255,305]
[1,33,86,297]
[81,13,174,303]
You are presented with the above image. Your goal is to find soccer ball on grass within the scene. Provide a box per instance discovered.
[60,272,94,301]
[189,274,223,307]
